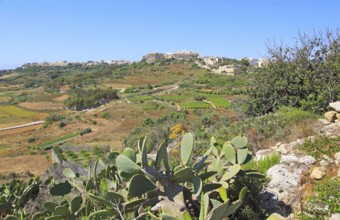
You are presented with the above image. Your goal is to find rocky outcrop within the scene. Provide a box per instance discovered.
[261,154,316,217]
[259,104,340,218]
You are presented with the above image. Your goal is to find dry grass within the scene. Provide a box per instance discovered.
[53,94,69,102]
[111,63,205,86]
[59,85,70,91]
[0,155,51,176]
[18,102,64,110]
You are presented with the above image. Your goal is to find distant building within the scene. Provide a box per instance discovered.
[142,52,165,63]
[21,60,131,68]
[142,50,200,63]
[203,57,223,67]
[171,50,199,60]
[216,65,240,76]
[247,57,268,68]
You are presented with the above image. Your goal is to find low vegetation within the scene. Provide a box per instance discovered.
[300,177,340,219]
[299,136,340,159]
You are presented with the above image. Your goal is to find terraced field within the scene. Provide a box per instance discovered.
[208,97,231,108]
[128,95,155,103]
[0,106,37,117]
[180,101,211,109]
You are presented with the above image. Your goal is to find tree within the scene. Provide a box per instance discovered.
[247,29,340,115]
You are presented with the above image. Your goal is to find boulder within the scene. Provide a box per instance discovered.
[310,167,325,180]
[337,113,340,120]
[325,111,337,122]
[329,101,340,112]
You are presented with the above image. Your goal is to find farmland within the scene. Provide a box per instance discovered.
[208,97,231,108]
[0,60,248,179]
[0,106,37,118]
[180,101,211,109]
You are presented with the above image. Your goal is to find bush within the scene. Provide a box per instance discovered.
[101,112,111,120]
[247,30,340,115]
[80,128,92,136]
[242,153,281,175]
[27,137,36,143]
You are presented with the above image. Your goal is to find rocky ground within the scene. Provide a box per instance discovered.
[257,102,340,220]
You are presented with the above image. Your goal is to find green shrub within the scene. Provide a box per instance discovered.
[80,128,92,136]
[27,137,36,143]
[247,30,340,115]
[256,153,281,174]
[242,153,281,175]
[101,111,111,120]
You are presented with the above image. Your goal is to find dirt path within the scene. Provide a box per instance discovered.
[203,100,216,108]
[0,121,44,131]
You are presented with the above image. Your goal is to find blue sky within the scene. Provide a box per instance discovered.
[0,0,339,69]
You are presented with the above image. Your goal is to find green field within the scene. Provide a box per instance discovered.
[128,95,155,102]
[208,97,231,108]
[0,106,37,118]
[159,95,189,102]
[180,101,211,109]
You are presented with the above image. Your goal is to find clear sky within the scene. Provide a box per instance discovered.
[0,0,339,69]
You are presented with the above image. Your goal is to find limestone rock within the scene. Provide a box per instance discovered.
[320,123,340,138]
[335,152,340,165]
[262,154,316,215]
[280,155,316,166]
[329,101,340,112]
[329,213,340,220]
[337,113,340,120]
[325,111,337,122]
[320,159,329,167]
[318,118,331,125]
[310,167,325,180]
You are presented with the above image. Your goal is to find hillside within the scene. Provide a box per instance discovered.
[0,45,339,219]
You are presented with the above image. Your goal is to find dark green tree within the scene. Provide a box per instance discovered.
[247,29,340,115]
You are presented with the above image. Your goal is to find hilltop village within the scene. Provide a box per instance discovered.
[20,50,267,77]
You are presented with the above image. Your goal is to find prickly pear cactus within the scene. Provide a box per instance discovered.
[1,133,263,220]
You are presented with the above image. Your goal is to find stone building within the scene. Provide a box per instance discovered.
[142,52,165,63]
[203,57,223,67]
[216,65,240,76]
